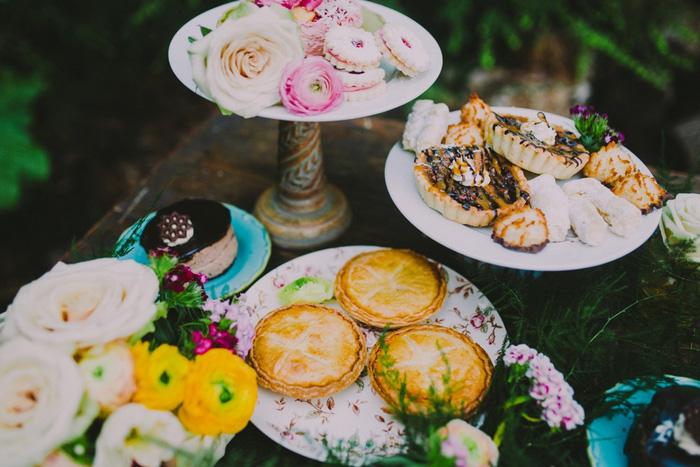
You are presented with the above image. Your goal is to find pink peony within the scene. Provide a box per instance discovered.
[279,57,343,115]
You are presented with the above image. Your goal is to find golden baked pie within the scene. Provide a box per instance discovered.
[484,111,590,179]
[414,145,530,227]
[334,248,446,329]
[248,303,366,399]
[367,324,493,416]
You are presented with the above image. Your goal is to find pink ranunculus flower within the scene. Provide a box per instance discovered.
[279,56,344,115]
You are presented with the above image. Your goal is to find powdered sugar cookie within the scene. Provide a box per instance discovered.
[337,68,387,102]
[375,22,429,77]
[324,26,382,72]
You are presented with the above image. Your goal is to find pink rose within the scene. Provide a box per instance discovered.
[279,57,343,116]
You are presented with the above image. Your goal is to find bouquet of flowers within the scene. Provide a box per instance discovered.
[0,248,257,467]
[187,0,391,118]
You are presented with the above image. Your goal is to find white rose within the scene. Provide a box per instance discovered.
[93,403,186,467]
[660,193,700,262]
[1,258,159,348]
[77,340,136,414]
[188,5,304,118]
[0,339,86,467]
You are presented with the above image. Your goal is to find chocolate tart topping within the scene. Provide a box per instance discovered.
[140,198,231,260]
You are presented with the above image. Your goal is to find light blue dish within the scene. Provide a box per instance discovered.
[586,375,700,466]
[116,203,271,299]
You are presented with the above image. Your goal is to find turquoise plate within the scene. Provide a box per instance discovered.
[586,375,700,466]
[116,203,271,299]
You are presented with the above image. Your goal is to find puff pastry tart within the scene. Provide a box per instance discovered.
[334,249,446,329]
[414,145,530,227]
[248,303,367,399]
[367,324,493,416]
[484,111,590,179]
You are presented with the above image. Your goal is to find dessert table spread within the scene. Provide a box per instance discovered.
[57,111,700,466]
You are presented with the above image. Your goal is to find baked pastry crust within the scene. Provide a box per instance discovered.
[484,112,590,179]
[248,303,367,399]
[334,249,446,329]
[367,324,493,416]
[414,145,530,227]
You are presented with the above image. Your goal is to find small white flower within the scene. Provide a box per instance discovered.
[93,403,186,467]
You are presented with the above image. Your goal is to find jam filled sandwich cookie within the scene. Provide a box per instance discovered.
[375,22,429,77]
[139,198,238,279]
[324,25,382,72]
[337,68,386,102]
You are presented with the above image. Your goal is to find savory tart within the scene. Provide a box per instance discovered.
[334,248,446,329]
[367,324,493,416]
[414,145,530,227]
[484,111,590,179]
[248,303,366,399]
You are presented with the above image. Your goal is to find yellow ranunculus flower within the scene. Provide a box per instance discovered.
[131,341,192,411]
[178,348,258,436]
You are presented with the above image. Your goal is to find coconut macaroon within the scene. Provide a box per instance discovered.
[491,206,549,253]
[583,141,637,186]
[611,171,671,214]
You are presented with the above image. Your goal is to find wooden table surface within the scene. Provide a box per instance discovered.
[62,113,699,465]
[64,114,474,273]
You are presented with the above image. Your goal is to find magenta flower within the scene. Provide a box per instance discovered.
[279,56,343,116]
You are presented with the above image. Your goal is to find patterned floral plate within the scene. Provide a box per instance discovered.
[244,245,507,465]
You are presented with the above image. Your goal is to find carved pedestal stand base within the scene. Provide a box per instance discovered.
[253,121,351,249]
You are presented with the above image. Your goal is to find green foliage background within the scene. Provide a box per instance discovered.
[0,0,698,209]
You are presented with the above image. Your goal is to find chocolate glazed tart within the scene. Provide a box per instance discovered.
[140,198,237,278]
[484,112,590,180]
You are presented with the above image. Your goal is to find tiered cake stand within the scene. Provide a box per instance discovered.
[168,1,442,249]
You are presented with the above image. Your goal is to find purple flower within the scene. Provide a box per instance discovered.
[279,56,344,116]
[503,343,585,431]
[503,343,538,366]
